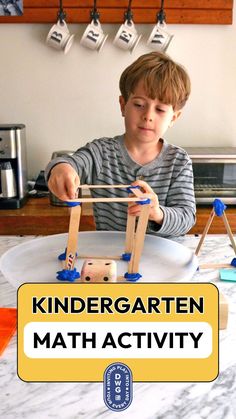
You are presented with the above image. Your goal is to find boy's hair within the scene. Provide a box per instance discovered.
[119,51,191,111]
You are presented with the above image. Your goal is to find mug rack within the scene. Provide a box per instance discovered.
[0,0,233,24]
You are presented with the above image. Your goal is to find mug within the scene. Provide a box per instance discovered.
[46,20,74,54]
[80,20,108,52]
[147,23,173,52]
[113,20,142,53]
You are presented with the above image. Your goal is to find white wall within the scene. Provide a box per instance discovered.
[0,5,236,179]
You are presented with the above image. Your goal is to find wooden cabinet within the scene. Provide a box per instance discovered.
[1,197,236,235]
[0,1,233,24]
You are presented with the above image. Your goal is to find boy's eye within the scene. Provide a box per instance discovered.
[156,108,165,113]
[134,103,143,107]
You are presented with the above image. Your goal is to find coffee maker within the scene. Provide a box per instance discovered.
[0,124,28,209]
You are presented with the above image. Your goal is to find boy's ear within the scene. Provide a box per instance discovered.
[169,110,182,127]
[119,96,126,116]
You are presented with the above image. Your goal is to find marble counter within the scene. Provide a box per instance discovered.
[0,235,236,419]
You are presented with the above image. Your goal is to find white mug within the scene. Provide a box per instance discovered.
[46,20,74,54]
[80,20,108,52]
[113,20,142,53]
[147,23,173,52]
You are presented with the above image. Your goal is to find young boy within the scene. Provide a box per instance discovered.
[45,51,196,237]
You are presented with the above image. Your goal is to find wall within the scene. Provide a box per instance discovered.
[0,6,236,178]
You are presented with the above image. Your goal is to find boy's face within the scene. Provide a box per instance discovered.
[119,80,181,145]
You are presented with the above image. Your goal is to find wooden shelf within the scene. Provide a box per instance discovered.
[0,0,233,24]
[1,196,236,235]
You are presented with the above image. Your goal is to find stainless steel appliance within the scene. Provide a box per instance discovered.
[185,147,236,204]
[0,124,28,209]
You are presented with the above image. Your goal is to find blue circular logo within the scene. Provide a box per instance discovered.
[103,362,133,411]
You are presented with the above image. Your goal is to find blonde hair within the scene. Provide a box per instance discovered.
[119,51,191,111]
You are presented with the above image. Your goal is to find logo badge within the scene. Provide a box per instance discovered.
[103,362,133,411]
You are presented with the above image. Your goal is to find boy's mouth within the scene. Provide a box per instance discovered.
[138,126,154,132]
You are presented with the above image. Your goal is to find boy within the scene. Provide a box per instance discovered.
[46,51,196,237]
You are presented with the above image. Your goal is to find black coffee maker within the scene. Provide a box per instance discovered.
[0,124,28,209]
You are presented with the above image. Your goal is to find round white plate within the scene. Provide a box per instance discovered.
[0,231,198,288]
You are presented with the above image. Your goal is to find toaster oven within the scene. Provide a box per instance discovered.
[184,147,236,204]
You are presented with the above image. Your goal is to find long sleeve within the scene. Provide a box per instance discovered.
[148,159,196,236]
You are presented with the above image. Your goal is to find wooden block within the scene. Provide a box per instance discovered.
[219,293,228,330]
[81,259,117,283]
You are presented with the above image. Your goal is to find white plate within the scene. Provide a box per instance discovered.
[0,231,198,288]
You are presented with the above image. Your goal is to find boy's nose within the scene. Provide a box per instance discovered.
[143,108,154,122]
[144,115,153,122]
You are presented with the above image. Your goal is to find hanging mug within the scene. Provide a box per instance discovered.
[46,20,75,54]
[80,20,108,52]
[147,22,173,52]
[113,20,142,53]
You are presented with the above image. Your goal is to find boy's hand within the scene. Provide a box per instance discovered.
[128,180,164,225]
[48,163,80,201]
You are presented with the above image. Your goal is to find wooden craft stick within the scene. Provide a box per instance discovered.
[222,212,236,254]
[195,209,215,256]
[199,263,233,269]
[65,205,81,270]
[117,275,126,282]
[125,187,149,254]
[66,194,153,204]
[128,204,150,274]
[77,184,131,189]
[219,293,228,330]
[77,255,122,260]
[125,212,136,254]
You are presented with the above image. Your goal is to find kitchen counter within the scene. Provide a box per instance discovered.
[0,234,236,418]
[1,197,236,235]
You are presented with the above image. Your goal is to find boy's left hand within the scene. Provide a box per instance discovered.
[128,180,164,225]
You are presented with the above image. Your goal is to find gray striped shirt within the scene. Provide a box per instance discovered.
[45,135,196,237]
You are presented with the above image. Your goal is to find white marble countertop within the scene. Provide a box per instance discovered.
[0,234,236,419]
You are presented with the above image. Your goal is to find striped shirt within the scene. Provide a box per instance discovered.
[45,135,196,237]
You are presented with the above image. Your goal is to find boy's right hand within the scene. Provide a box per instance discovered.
[48,163,80,201]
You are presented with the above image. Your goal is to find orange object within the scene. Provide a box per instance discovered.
[0,308,17,356]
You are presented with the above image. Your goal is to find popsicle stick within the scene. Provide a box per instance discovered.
[125,187,147,254]
[77,184,131,189]
[125,212,136,254]
[66,195,152,204]
[222,212,236,254]
[200,263,233,269]
[77,255,121,260]
[65,205,81,270]
[128,204,150,274]
[117,275,126,282]
[195,209,215,256]
[219,293,228,330]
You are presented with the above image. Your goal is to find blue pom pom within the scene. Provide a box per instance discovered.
[58,249,67,261]
[124,272,142,282]
[57,268,80,282]
[213,199,227,216]
[126,185,141,193]
[231,258,236,267]
[58,248,78,261]
[66,201,81,207]
[137,198,151,205]
[121,253,131,261]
